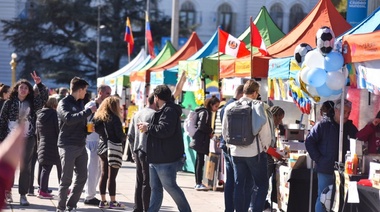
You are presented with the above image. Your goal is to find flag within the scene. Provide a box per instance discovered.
[124,17,134,56]
[218,28,250,58]
[146,12,155,58]
[250,22,268,56]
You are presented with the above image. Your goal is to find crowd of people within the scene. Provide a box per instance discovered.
[1,74,379,212]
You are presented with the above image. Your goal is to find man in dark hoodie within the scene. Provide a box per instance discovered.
[138,85,191,212]
[305,99,357,212]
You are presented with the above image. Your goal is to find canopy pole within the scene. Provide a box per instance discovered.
[338,85,346,163]
[250,16,253,79]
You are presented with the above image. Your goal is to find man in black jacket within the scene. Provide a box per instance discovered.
[138,85,191,212]
[56,77,97,212]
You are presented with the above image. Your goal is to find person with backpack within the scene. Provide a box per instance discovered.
[221,79,272,212]
[218,84,244,212]
[190,96,220,191]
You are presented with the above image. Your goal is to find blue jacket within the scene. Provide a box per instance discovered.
[305,117,340,175]
[306,118,358,174]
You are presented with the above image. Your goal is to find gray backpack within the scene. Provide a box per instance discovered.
[225,100,255,146]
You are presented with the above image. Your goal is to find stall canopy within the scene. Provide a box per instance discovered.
[203,6,285,78]
[338,6,380,43]
[150,30,219,86]
[117,56,151,88]
[129,41,177,82]
[97,48,147,87]
[149,32,203,73]
[249,0,352,78]
[342,30,380,93]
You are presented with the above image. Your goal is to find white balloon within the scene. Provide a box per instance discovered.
[304,49,325,69]
[300,67,310,83]
[326,71,346,90]
[306,85,318,97]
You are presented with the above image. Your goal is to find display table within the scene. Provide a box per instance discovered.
[342,184,380,212]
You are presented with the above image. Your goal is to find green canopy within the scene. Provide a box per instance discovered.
[129,41,177,82]
[202,6,285,77]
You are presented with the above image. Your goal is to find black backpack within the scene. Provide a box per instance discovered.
[225,100,255,146]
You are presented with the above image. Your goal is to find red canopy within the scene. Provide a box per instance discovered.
[245,0,352,77]
[149,32,203,73]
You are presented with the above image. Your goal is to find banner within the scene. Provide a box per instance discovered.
[178,60,202,91]
[346,0,368,27]
[354,60,380,95]
[343,31,380,63]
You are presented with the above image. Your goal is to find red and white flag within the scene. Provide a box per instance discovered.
[218,28,250,58]
[250,22,268,56]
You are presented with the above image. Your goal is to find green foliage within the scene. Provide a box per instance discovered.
[1,0,171,85]
[332,0,347,18]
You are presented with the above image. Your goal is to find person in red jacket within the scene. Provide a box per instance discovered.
[356,111,380,153]
[0,120,25,209]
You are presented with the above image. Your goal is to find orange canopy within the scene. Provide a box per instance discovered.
[234,0,352,78]
[150,32,203,73]
[343,30,380,63]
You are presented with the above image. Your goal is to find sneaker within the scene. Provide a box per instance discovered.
[5,191,13,203]
[20,195,30,206]
[109,201,125,209]
[66,206,76,211]
[38,191,53,199]
[84,197,100,206]
[195,184,208,191]
[99,201,110,209]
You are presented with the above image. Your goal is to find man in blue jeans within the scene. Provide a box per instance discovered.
[138,85,191,212]
[222,79,272,212]
[219,84,243,212]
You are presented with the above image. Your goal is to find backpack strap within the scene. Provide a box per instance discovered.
[256,135,261,162]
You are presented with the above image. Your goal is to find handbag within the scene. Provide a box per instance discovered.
[104,123,123,168]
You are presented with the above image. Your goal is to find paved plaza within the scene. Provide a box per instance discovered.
[3,161,225,212]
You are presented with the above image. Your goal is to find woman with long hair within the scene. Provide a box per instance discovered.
[36,96,61,199]
[93,96,126,209]
[0,84,11,110]
[0,72,48,206]
[191,96,220,191]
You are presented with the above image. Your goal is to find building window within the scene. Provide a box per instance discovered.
[289,4,305,31]
[270,3,283,31]
[180,1,196,28]
[217,3,233,33]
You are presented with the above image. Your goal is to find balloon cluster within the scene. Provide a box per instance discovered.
[291,26,346,107]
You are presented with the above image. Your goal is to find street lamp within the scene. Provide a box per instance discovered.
[10,53,17,86]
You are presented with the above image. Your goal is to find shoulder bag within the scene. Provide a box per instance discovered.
[104,123,123,168]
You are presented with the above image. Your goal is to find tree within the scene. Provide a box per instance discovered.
[1,0,170,85]
[332,0,347,18]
